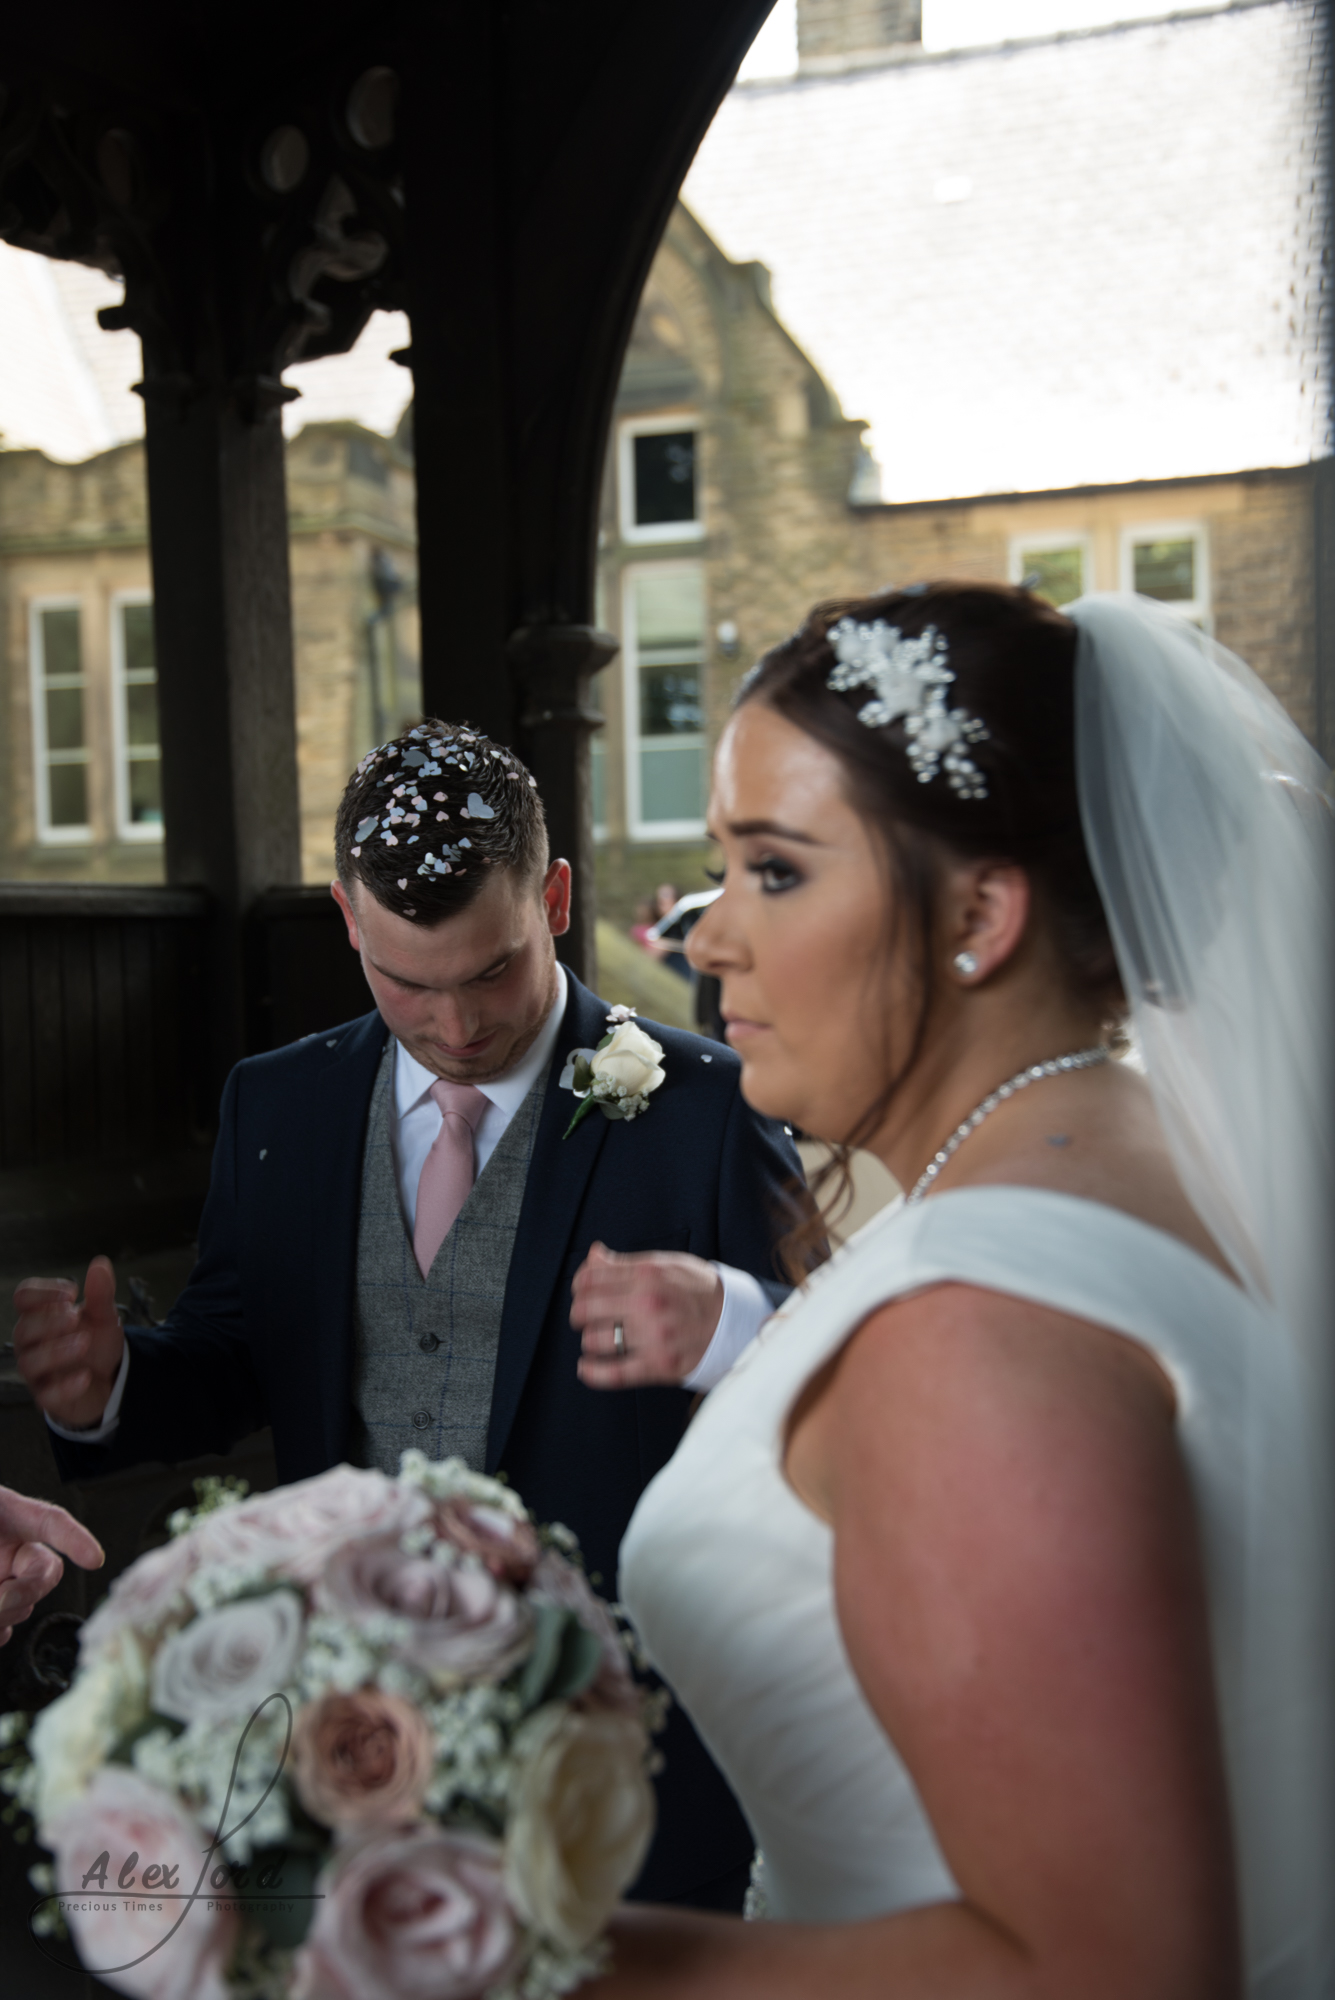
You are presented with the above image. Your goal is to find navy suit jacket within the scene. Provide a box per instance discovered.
[51,974,802,1900]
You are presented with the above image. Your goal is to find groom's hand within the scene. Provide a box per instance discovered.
[572,1242,723,1389]
[12,1256,125,1431]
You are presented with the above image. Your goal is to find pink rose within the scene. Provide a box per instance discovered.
[44,1768,234,2000]
[79,1536,200,1654]
[292,1827,522,2000]
[291,1690,434,1832]
[314,1534,533,1680]
[529,1553,639,1715]
[193,1467,431,1585]
[433,1500,540,1584]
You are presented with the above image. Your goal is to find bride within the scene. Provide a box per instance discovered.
[594,584,1332,1998]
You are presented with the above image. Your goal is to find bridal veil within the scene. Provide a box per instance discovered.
[1069,593,1334,1996]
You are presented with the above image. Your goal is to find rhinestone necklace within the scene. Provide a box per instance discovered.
[904,1045,1111,1206]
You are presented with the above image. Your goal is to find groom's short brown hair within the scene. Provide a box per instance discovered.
[334,719,547,925]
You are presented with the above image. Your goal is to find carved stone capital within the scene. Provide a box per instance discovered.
[508,623,619,732]
[0,60,408,418]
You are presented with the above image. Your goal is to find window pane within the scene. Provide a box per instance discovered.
[591,736,607,826]
[45,685,85,751]
[125,680,160,748]
[639,666,704,736]
[128,758,163,826]
[634,567,705,652]
[640,741,704,822]
[1021,546,1084,608]
[1133,539,1196,601]
[633,431,697,526]
[47,761,87,827]
[41,606,81,680]
[121,601,156,675]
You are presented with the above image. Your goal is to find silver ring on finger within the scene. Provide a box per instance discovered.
[613,1322,627,1359]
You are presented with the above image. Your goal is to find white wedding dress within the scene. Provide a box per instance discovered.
[620,1184,1322,1994]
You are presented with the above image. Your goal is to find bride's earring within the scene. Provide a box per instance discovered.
[953,950,979,978]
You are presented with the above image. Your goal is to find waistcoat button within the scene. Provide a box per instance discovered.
[411,1410,431,1429]
[418,1333,440,1353]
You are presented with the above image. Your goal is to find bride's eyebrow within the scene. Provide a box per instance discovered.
[725,818,823,845]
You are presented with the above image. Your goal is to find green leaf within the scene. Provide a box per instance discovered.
[516,1603,570,1708]
[544,1619,603,1704]
[515,1605,604,1709]
[562,1096,597,1140]
[107,1712,185,1765]
[228,1847,323,1951]
[572,1055,595,1092]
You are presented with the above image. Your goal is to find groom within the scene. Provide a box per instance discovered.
[14,720,801,1911]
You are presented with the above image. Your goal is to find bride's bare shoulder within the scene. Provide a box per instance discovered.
[786,1266,1181,1530]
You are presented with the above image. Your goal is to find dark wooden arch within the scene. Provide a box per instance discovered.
[0,0,773,1109]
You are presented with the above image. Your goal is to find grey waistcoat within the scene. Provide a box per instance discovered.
[349,1039,548,1476]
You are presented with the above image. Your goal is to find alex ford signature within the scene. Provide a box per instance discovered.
[28,1691,317,1976]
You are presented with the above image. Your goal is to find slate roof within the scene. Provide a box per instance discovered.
[683,0,1328,499]
[0,4,1323,499]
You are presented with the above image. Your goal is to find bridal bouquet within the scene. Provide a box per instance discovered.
[0,1455,658,2000]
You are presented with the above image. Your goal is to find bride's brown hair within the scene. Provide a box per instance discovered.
[737,581,1124,1274]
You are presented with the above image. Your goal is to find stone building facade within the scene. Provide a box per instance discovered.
[590,210,1323,923]
[590,203,867,917]
[0,417,419,886]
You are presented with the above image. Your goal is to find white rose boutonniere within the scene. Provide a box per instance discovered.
[560,1007,667,1139]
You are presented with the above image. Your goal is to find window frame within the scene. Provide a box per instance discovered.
[29,593,91,845]
[1008,533,1092,607]
[621,560,709,843]
[618,413,705,546]
[110,588,163,843]
[1120,522,1211,628]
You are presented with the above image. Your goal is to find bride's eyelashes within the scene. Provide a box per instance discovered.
[746,853,803,895]
[704,853,805,894]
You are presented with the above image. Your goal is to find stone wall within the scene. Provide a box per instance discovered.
[798,0,922,67]
[851,465,1318,735]
[0,422,417,884]
[593,203,867,924]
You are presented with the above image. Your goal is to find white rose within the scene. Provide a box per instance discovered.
[150,1590,304,1725]
[30,1630,149,1834]
[504,1705,656,1951]
[590,1023,666,1101]
[45,1768,235,2000]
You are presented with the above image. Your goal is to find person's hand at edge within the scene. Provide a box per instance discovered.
[0,1485,104,1648]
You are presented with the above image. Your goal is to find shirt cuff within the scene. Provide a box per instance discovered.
[44,1340,130,1444]
[682,1265,772,1393]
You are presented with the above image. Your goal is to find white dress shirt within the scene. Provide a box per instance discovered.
[48,968,769,1441]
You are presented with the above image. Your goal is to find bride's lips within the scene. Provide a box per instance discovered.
[722,1016,771,1045]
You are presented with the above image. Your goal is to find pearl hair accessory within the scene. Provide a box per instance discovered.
[904,1045,1110,1205]
[825,617,990,799]
[953,950,979,977]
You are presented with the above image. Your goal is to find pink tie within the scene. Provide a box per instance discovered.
[413,1081,489,1277]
